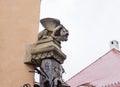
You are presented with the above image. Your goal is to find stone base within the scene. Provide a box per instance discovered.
[24,43,66,64]
[37,37,61,49]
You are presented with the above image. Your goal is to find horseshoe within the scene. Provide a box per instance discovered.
[23,83,31,87]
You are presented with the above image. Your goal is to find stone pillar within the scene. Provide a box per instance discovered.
[25,18,70,87]
[0,0,40,86]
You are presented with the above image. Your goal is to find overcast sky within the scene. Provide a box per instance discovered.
[39,0,120,81]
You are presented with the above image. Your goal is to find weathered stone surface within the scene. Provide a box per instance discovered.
[24,45,66,64]
[38,18,69,44]
[40,18,60,31]
[40,59,64,87]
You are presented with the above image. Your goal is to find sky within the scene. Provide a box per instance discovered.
[39,0,120,81]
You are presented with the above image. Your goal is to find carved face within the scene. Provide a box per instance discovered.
[53,26,69,41]
[60,27,69,41]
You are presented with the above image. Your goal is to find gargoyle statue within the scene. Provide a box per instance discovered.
[38,18,69,43]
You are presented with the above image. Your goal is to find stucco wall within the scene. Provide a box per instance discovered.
[0,0,40,86]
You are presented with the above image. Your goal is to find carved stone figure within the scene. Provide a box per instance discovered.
[38,18,69,43]
[24,18,70,87]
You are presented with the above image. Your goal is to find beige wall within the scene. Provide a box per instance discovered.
[0,0,40,86]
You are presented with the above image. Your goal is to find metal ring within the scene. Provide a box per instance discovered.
[23,83,31,87]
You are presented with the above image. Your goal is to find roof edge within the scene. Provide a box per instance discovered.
[66,48,120,83]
